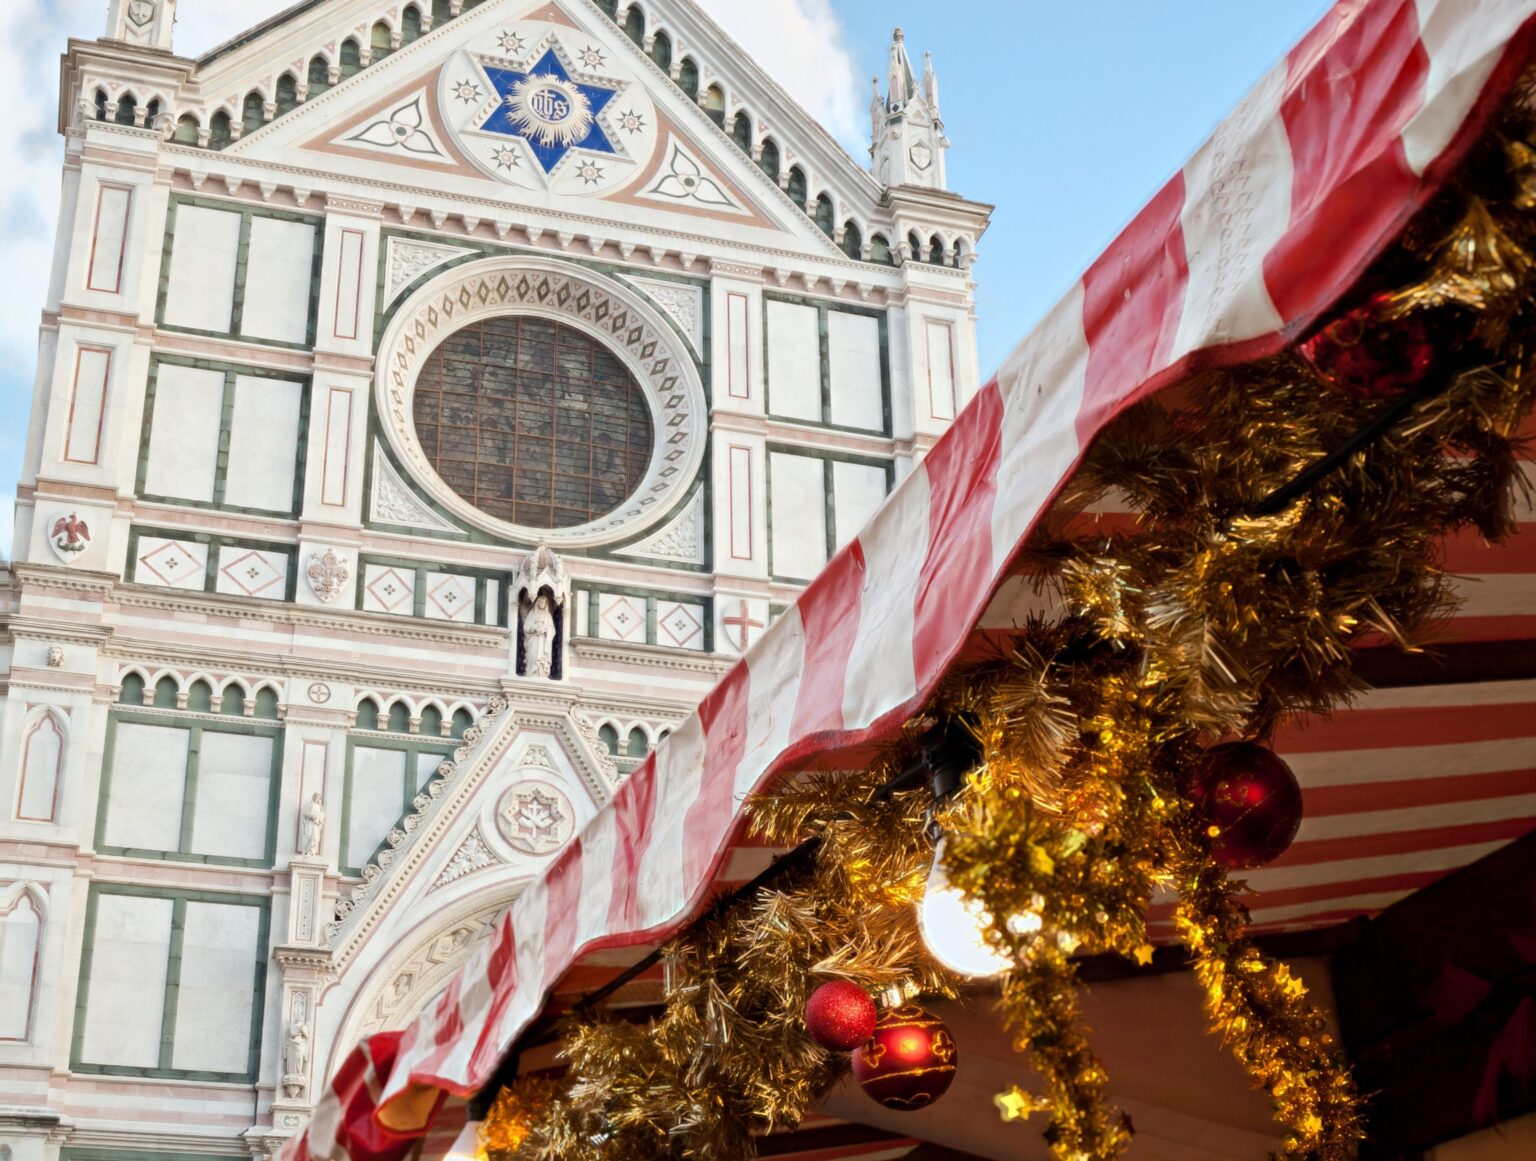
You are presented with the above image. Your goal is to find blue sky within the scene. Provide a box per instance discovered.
[0,0,1333,551]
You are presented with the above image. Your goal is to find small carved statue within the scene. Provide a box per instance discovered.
[283,1018,310,1080]
[298,792,325,858]
[46,646,64,669]
[523,594,556,680]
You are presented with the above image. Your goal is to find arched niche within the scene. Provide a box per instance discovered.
[15,708,67,823]
[0,883,46,1042]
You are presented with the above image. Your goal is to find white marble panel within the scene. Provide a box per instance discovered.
[78,893,172,1067]
[828,311,884,431]
[134,537,209,590]
[769,452,828,580]
[832,461,890,550]
[241,217,317,344]
[347,746,407,868]
[597,593,646,643]
[224,375,303,512]
[162,206,240,333]
[0,892,40,1039]
[416,751,442,791]
[216,547,290,601]
[102,722,188,852]
[423,573,476,623]
[924,319,958,421]
[766,300,822,422]
[656,601,706,651]
[144,364,223,502]
[189,732,274,861]
[64,347,111,465]
[87,184,132,293]
[169,901,260,1074]
[362,564,416,615]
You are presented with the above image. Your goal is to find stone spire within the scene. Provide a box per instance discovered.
[871,28,948,191]
[106,0,177,51]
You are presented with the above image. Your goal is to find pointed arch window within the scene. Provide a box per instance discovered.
[15,711,65,823]
[758,138,781,183]
[841,221,864,260]
[242,92,266,136]
[275,74,299,116]
[650,31,672,74]
[786,166,808,208]
[677,57,700,101]
[0,886,43,1042]
[623,6,645,46]
[307,56,331,96]
[731,110,753,154]
[704,85,726,127]
[814,194,836,237]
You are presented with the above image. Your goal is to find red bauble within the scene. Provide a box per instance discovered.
[851,1005,958,1111]
[1191,742,1305,870]
[1298,292,1436,399]
[805,981,878,1052]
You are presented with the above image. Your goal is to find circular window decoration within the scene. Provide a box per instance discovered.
[376,258,707,548]
[413,317,656,530]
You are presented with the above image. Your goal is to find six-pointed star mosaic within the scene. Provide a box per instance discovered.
[480,46,623,175]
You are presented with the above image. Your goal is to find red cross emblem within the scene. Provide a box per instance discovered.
[722,601,765,652]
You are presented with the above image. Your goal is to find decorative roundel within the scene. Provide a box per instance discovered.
[440,21,659,196]
[375,256,708,548]
[496,781,576,857]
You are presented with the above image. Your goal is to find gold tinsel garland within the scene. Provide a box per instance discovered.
[485,90,1536,1161]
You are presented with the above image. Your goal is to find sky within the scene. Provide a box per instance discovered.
[0,0,1334,551]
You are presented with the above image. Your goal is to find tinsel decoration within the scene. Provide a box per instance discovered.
[484,79,1536,1161]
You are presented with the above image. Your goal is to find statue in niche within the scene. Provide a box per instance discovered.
[514,545,569,681]
[298,793,325,858]
[282,1019,310,1097]
[524,594,556,679]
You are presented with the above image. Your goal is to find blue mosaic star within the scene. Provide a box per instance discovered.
[480,48,622,175]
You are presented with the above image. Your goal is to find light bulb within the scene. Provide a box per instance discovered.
[918,838,1012,978]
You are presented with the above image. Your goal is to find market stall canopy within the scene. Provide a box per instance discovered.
[287,1,1536,1157]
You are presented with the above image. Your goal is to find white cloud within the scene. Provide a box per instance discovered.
[704,0,865,148]
[0,0,863,557]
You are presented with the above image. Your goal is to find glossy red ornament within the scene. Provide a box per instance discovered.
[1298,292,1436,399]
[804,981,878,1052]
[1191,742,1305,870]
[851,1004,958,1111]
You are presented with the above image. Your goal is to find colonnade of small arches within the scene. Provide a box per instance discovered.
[595,0,974,268]
[592,717,672,761]
[115,667,285,719]
[81,0,974,270]
[87,1,485,151]
[352,692,478,739]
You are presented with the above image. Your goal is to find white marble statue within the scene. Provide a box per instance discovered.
[298,792,325,858]
[283,1019,310,1078]
[524,593,556,679]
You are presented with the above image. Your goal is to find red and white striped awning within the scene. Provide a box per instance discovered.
[288,2,1536,1157]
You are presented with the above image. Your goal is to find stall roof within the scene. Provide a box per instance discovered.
[288,2,1536,1157]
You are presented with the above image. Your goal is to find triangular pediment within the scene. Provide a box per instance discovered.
[192,0,858,249]
[326,691,622,969]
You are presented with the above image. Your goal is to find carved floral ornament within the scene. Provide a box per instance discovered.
[374,257,707,548]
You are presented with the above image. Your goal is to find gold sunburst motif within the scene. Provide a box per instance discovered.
[505,74,594,148]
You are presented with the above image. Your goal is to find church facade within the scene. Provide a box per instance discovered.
[0,1,988,1157]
